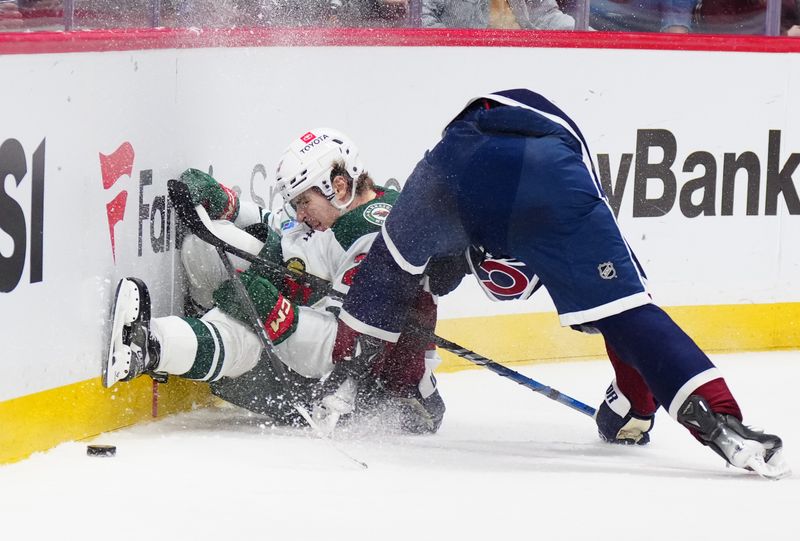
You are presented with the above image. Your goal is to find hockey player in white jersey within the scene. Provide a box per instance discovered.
[104,128,445,433]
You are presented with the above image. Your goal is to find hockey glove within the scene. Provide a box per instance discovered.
[596,380,655,445]
[213,271,298,345]
[177,168,240,221]
[245,225,324,307]
[425,254,469,296]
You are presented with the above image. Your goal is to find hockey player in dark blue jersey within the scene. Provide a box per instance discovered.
[314,89,790,479]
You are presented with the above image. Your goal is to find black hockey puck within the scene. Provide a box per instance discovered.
[86,444,116,457]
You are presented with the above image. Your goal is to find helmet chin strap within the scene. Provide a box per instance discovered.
[330,176,358,211]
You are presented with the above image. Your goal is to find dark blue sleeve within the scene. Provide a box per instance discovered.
[382,153,469,271]
[340,151,471,340]
[340,233,422,340]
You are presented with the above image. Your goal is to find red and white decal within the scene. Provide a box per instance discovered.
[479,259,531,297]
[266,295,295,342]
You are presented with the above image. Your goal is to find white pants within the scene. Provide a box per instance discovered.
[151,303,338,381]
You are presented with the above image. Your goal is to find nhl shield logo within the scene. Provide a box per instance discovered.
[598,262,617,280]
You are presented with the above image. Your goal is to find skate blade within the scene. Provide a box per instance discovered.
[295,404,340,439]
[745,449,792,480]
[102,279,141,388]
[294,405,367,469]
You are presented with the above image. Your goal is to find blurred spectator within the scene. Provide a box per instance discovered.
[692,0,764,33]
[693,0,799,35]
[254,0,407,27]
[17,0,63,30]
[0,0,23,29]
[784,0,799,35]
[169,0,243,27]
[422,0,576,30]
[368,0,408,24]
[591,0,698,33]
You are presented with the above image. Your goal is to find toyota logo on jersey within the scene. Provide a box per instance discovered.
[301,132,316,143]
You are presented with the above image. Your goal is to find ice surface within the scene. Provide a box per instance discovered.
[1,351,798,540]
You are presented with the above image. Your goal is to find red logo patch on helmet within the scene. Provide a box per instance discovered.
[301,132,316,143]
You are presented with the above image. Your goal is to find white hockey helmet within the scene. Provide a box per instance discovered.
[275,127,364,211]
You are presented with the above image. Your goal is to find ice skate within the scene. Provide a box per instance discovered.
[389,387,446,434]
[103,277,162,388]
[358,374,447,434]
[678,395,791,480]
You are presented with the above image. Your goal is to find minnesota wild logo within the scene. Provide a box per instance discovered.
[363,202,392,226]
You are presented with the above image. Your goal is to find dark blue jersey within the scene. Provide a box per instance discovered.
[340,89,650,341]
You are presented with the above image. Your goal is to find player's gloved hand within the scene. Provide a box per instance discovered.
[311,320,388,435]
[213,271,298,345]
[425,254,470,296]
[177,168,240,221]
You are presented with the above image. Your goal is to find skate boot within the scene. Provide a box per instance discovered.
[376,370,446,435]
[677,395,791,480]
[103,277,162,388]
[392,387,446,434]
[596,381,654,445]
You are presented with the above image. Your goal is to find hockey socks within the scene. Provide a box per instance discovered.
[593,304,727,420]
[605,343,657,416]
[150,316,228,381]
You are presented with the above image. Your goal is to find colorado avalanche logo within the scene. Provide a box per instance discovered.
[469,250,541,301]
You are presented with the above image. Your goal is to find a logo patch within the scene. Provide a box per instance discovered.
[301,132,316,143]
[363,202,392,226]
[100,142,135,263]
[286,257,306,275]
[598,262,617,280]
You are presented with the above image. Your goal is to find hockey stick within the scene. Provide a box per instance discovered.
[430,335,596,417]
[168,180,597,419]
[209,242,292,384]
[213,243,369,467]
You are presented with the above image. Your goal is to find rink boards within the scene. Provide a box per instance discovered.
[0,27,799,463]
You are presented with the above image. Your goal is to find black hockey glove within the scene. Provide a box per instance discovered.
[425,253,470,296]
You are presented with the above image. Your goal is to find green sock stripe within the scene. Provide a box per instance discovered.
[181,317,221,380]
[207,322,227,382]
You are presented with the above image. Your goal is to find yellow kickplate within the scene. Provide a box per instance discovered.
[435,303,800,372]
[0,377,212,465]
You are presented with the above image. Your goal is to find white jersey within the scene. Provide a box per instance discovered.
[168,188,398,380]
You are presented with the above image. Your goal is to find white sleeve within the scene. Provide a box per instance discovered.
[233,200,267,228]
[204,218,265,256]
[280,226,338,281]
[275,306,337,379]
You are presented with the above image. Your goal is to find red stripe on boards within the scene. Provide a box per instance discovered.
[1,26,800,56]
